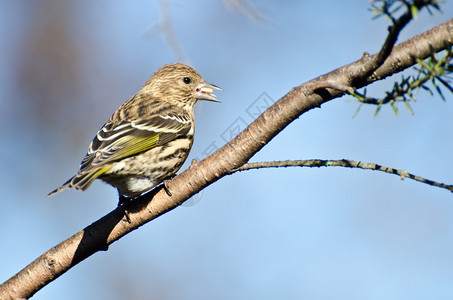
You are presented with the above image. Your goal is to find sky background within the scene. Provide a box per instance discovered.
[1,1,453,299]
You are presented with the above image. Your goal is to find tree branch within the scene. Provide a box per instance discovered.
[315,0,440,94]
[361,0,421,78]
[231,159,453,193]
[1,18,452,299]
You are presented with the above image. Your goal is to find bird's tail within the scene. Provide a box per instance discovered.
[47,166,111,197]
[47,176,75,197]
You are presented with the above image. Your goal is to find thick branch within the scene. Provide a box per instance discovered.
[1,19,452,299]
[232,159,453,193]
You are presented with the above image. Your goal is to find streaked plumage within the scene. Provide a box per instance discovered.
[48,63,221,198]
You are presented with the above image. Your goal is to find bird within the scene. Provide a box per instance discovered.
[48,63,221,203]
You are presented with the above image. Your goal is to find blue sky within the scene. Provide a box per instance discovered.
[1,1,453,299]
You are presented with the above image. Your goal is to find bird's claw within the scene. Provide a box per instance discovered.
[118,195,132,223]
[163,179,172,196]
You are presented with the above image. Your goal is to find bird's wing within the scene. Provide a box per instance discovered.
[80,114,192,173]
[47,114,192,195]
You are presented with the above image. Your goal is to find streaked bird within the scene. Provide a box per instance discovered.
[48,63,221,202]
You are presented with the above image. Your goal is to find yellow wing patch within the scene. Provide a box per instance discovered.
[106,133,160,162]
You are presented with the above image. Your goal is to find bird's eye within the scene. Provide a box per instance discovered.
[183,77,191,84]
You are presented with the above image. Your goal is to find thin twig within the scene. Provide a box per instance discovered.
[360,1,417,78]
[351,1,441,83]
[231,159,453,193]
[316,1,422,100]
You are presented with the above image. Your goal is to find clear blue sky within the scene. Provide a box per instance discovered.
[1,1,452,299]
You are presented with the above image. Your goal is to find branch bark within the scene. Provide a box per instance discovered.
[1,18,452,299]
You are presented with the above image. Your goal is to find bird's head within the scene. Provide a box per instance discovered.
[142,63,222,107]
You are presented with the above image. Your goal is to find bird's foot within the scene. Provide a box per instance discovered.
[118,195,133,223]
[117,195,131,207]
[163,179,172,196]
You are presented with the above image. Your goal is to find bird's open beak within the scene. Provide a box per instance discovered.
[196,81,222,102]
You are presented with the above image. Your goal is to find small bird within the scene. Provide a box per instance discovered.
[48,63,221,202]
